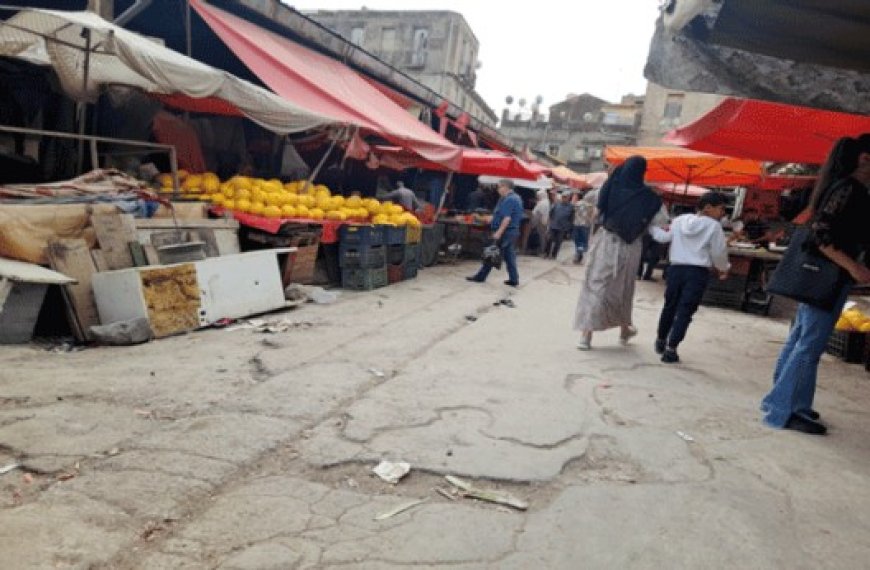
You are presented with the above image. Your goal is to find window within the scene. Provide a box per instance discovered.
[547,144,560,157]
[663,93,684,120]
[381,27,397,51]
[350,27,365,46]
[573,148,587,161]
[410,28,429,67]
[603,112,621,125]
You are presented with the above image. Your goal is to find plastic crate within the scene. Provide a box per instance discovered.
[339,224,384,247]
[826,330,866,363]
[283,233,321,285]
[387,244,405,265]
[387,263,405,284]
[339,244,386,269]
[421,224,443,267]
[405,224,422,244]
[403,264,419,280]
[342,267,388,291]
[404,243,421,267]
[383,225,407,246]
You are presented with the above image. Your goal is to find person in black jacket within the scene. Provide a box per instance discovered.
[761,135,870,435]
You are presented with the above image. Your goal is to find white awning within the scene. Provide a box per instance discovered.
[0,9,336,134]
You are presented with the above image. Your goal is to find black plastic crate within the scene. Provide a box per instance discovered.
[383,225,407,246]
[403,263,418,280]
[387,244,405,265]
[339,224,385,247]
[421,224,443,267]
[826,330,866,363]
[342,267,388,291]
[339,244,386,269]
[404,243,421,267]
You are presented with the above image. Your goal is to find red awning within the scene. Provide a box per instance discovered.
[664,98,870,165]
[605,146,763,186]
[369,145,543,180]
[190,0,461,170]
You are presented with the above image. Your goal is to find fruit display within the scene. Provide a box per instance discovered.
[835,306,870,333]
[156,172,422,227]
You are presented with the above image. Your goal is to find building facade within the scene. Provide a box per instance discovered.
[637,82,724,146]
[499,93,644,172]
[306,10,497,126]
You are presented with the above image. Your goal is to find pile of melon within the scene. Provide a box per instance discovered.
[156,171,421,226]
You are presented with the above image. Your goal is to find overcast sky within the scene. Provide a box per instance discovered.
[286,0,663,113]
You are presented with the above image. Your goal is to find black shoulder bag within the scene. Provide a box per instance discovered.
[765,226,851,311]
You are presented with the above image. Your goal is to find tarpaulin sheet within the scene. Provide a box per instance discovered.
[0,203,117,264]
[369,146,543,180]
[664,98,870,165]
[0,9,333,134]
[191,0,462,171]
[605,146,763,187]
[213,208,349,244]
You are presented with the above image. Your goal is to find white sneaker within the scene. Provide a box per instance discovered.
[577,339,592,351]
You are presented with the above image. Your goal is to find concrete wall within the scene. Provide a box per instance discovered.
[307,10,495,125]
[637,82,724,146]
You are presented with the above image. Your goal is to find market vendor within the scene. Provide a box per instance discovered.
[729,209,781,245]
[467,185,490,212]
[382,180,422,212]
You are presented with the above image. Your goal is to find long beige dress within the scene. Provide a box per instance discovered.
[574,207,669,331]
[573,229,643,331]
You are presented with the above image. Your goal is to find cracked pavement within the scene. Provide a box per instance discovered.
[2,256,870,569]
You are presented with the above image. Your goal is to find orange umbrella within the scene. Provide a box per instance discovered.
[605,146,763,187]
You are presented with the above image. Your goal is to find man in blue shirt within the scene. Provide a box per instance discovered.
[466,179,524,286]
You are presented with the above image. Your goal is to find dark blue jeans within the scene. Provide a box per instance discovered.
[656,265,711,348]
[473,231,519,284]
[572,225,589,255]
[761,285,849,427]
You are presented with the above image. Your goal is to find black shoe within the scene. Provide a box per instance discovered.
[797,409,821,421]
[785,414,827,435]
[654,338,666,355]
[503,280,518,287]
[661,348,679,364]
[466,276,485,283]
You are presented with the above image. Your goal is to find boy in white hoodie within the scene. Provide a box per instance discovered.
[655,192,731,363]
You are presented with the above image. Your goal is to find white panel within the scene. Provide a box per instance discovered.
[195,251,286,324]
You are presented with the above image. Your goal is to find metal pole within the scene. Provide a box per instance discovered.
[303,126,346,193]
[77,28,92,174]
[435,171,453,219]
[89,138,99,171]
[185,0,192,57]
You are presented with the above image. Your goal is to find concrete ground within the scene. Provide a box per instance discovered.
[1,254,869,569]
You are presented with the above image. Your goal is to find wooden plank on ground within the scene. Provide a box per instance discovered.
[129,242,148,267]
[91,212,137,270]
[46,239,100,341]
[143,245,161,266]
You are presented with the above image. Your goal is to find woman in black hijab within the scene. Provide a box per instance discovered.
[573,156,670,350]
